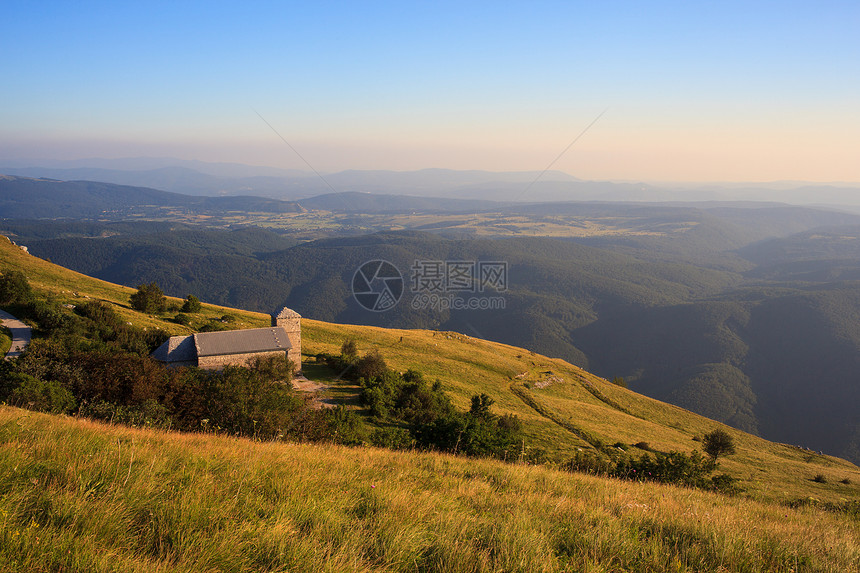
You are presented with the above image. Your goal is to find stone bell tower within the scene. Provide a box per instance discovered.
[272,307,302,372]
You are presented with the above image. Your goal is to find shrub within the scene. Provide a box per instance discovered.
[566,449,727,491]
[633,441,652,451]
[76,300,118,325]
[370,426,413,449]
[340,338,358,363]
[7,373,77,414]
[0,269,32,305]
[80,399,171,428]
[27,299,71,332]
[181,294,201,313]
[354,350,388,382]
[702,428,736,462]
[413,399,523,460]
[615,450,712,486]
[250,355,295,381]
[326,406,367,446]
[130,283,166,313]
[173,313,192,326]
[710,473,742,494]
[564,450,612,475]
[167,363,307,439]
[199,320,230,332]
[393,374,453,425]
[469,393,495,419]
[812,474,827,483]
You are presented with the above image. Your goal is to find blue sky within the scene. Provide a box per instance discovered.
[2,1,859,182]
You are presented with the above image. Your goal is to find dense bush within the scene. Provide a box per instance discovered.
[415,408,524,460]
[564,447,740,493]
[353,349,388,381]
[326,405,367,446]
[26,299,73,332]
[340,338,358,362]
[0,269,32,305]
[181,294,202,313]
[173,313,192,325]
[199,319,230,332]
[370,426,414,449]
[130,282,166,313]
[319,343,523,460]
[6,373,76,414]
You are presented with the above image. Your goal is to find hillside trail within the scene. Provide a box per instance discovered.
[0,309,31,360]
[291,375,336,409]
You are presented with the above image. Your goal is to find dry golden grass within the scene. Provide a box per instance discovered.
[0,407,857,572]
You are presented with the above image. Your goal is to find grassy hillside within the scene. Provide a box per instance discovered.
[2,234,859,507]
[1,407,858,573]
[300,319,860,504]
[16,223,860,463]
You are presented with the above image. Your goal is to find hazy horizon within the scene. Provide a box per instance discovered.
[3,2,859,183]
[4,155,860,190]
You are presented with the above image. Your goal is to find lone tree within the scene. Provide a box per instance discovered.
[181,294,201,313]
[340,338,358,363]
[130,283,167,313]
[702,428,736,462]
[353,349,387,381]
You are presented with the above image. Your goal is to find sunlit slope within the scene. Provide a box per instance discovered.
[2,408,858,572]
[2,236,859,503]
[301,319,860,503]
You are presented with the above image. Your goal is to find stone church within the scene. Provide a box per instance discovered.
[152,307,301,371]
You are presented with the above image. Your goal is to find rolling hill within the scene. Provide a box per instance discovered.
[1,231,859,505]
[2,229,859,571]
[11,213,860,464]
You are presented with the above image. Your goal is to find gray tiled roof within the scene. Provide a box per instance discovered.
[152,335,197,363]
[193,327,292,357]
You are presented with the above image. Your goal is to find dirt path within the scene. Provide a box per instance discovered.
[0,309,32,360]
[291,376,335,409]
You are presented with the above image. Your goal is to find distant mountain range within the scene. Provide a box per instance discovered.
[0,175,302,219]
[4,157,860,205]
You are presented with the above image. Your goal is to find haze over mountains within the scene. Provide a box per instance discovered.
[4,157,860,206]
